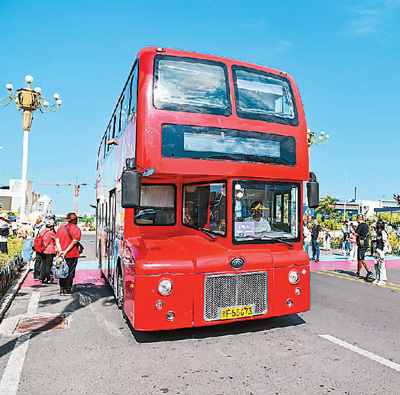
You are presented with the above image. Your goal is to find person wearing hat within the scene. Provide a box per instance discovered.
[0,213,10,254]
[33,216,46,281]
[244,201,271,236]
[39,215,57,284]
[55,213,82,295]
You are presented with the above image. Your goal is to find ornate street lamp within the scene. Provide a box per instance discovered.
[1,75,61,215]
[307,127,329,147]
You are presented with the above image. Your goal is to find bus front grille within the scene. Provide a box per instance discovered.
[204,272,267,321]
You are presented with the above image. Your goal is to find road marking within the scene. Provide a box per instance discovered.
[320,334,400,373]
[0,290,40,395]
[26,290,40,315]
[314,270,400,290]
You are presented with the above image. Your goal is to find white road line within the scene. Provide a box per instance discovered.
[26,290,40,315]
[0,290,40,395]
[320,334,400,372]
[0,333,32,395]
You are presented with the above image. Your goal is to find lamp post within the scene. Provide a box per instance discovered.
[1,75,61,215]
[307,128,330,147]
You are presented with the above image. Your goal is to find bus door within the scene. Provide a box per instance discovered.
[108,189,117,286]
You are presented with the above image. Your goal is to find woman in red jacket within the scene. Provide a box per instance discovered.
[39,216,57,284]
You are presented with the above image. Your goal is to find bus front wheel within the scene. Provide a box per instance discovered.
[116,269,124,310]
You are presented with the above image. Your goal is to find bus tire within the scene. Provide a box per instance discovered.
[116,268,124,310]
[99,242,106,279]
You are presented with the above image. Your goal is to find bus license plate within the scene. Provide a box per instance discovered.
[220,305,254,320]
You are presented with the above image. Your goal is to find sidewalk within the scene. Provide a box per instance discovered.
[21,259,104,289]
[310,249,400,271]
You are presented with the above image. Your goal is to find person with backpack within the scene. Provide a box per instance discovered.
[33,216,46,281]
[352,214,373,279]
[37,216,57,284]
[0,213,10,254]
[372,220,389,286]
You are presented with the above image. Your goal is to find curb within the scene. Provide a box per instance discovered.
[0,263,30,322]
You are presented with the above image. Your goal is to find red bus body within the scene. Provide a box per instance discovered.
[96,47,310,331]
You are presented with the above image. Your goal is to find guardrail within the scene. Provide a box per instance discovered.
[0,255,24,298]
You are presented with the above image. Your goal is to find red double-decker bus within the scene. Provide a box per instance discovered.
[96,47,318,331]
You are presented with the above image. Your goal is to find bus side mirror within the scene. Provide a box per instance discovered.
[121,159,141,208]
[306,172,319,208]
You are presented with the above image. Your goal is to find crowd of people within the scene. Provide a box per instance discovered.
[0,212,82,295]
[303,214,389,285]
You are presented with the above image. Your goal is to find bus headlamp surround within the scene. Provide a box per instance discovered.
[288,270,300,284]
[158,279,173,295]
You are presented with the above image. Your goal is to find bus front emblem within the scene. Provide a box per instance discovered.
[230,257,245,270]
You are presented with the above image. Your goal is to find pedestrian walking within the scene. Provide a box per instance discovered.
[11,220,18,237]
[0,213,10,254]
[353,214,373,279]
[323,226,331,250]
[349,226,357,261]
[303,222,312,258]
[311,218,322,262]
[55,213,82,295]
[19,217,34,264]
[39,216,57,284]
[341,221,350,256]
[372,220,388,286]
[33,216,45,281]
[370,223,377,256]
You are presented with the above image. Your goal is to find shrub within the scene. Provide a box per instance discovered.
[0,236,23,268]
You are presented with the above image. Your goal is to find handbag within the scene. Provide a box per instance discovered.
[65,224,84,254]
[54,259,69,279]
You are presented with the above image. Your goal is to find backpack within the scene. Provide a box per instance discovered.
[33,230,50,253]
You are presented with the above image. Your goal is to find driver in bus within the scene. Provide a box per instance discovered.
[245,201,271,235]
[183,200,194,226]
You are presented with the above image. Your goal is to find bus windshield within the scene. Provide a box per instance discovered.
[183,182,227,236]
[154,56,231,115]
[233,180,300,243]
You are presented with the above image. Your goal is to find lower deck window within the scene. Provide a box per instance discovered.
[134,185,175,225]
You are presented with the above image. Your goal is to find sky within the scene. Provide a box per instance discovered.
[0,0,399,215]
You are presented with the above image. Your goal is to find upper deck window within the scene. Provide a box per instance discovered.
[154,56,231,116]
[233,66,298,126]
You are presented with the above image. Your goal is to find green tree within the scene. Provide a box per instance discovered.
[315,195,336,216]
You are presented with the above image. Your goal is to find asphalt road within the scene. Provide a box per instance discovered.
[0,233,399,394]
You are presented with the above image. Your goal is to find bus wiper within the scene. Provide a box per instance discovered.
[190,225,217,241]
[261,236,293,247]
[209,154,238,161]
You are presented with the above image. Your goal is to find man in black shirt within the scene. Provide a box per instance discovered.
[354,214,373,278]
[311,218,322,262]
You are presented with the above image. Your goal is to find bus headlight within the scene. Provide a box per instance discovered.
[158,280,173,296]
[288,270,299,284]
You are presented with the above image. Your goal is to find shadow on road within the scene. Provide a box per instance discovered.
[0,283,113,360]
[130,313,305,344]
[335,269,374,282]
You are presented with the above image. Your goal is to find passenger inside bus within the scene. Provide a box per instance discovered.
[244,201,271,235]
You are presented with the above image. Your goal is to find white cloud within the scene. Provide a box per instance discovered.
[342,0,400,38]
